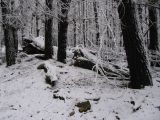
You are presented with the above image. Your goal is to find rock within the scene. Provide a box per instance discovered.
[76,101,91,113]
[53,94,65,101]
[69,111,75,116]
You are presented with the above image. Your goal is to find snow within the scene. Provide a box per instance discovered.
[32,36,45,51]
[43,61,58,82]
[0,54,160,120]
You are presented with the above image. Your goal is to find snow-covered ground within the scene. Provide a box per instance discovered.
[0,54,160,120]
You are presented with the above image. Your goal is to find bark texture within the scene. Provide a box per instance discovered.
[45,0,54,59]
[148,5,159,51]
[93,1,100,46]
[57,0,71,63]
[1,0,16,66]
[118,0,153,88]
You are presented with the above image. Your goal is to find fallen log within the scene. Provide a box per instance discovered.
[37,62,58,86]
[23,37,74,59]
[73,48,129,79]
[23,37,44,54]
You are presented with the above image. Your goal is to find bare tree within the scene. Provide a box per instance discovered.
[1,0,16,66]
[57,0,71,63]
[45,0,54,59]
[82,0,86,47]
[93,0,100,46]
[148,0,159,51]
[118,0,153,89]
[73,7,77,47]
[36,0,40,37]
[11,0,18,54]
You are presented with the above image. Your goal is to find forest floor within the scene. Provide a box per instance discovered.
[0,53,160,120]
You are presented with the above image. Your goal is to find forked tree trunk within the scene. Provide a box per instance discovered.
[118,0,153,89]
[1,0,16,66]
[57,0,71,63]
[45,0,53,59]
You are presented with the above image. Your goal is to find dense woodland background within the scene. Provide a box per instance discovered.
[0,0,160,87]
[0,0,160,120]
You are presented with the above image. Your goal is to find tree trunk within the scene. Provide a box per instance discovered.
[148,5,159,51]
[4,27,16,66]
[31,15,34,35]
[36,18,40,37]
[45,0,53,59]
[13,28,18,55]
[11,0,18,55]
[57,0,71,63]
[82,0,86,47]
[73,19,76,47]
[93,1,100,46]
[21,28,25,47]
[1,0,16,66]
[36,0,39,37]
[118,0,153,89]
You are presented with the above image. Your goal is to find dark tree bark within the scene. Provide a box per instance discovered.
[36,0,40,37]
[4,27,16,66]
[118,0,153,89]
[21,28,25,47]
[45,0,53,59]
[36,17,40,37]
[148,4,159,51]
[73,19,76,47]
[31,15,34,35]
[1,0,16,66]
[82,0,86,47]
[57,0,71,63]
[13,28,18,54]
[11,0,18,55]
[93,1,100,46]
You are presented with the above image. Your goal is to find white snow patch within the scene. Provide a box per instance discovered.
[0,55,160,120]
[32,36,45,50]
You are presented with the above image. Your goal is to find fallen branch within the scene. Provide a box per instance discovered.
[73,47,129,79]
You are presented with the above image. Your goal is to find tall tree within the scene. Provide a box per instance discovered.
[148,0,159,51]
[73,19,76,47]
[93,0,100,46]
[82,0,86,47]
[1,0,16,66]
[45,0,54,59]
[11,0,18,54]
[118,0,153,89]
[57,0,71,63]
[13,28,18,54]
[73,6,77,47]
[36,0,40,37]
